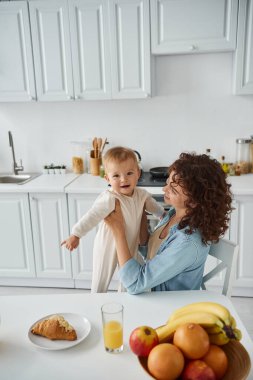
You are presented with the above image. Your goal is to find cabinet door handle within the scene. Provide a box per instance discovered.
[189,45,198,51]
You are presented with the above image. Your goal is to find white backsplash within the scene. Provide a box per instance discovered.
[0,53,253,173]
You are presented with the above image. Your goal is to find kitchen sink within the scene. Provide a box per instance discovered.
[0,173,40,185]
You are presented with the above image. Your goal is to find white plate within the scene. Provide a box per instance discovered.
[28,312,91,350]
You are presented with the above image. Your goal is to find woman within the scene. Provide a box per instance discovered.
[105,152,233,294]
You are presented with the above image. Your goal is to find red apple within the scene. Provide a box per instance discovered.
[182,360,216,380]
[129,325,159,357]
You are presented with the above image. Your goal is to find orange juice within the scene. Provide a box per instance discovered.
[103,320,123,349]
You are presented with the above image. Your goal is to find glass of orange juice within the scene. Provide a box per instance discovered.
[101,302,124,353]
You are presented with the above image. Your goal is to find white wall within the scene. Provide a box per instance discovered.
[0,52,253,173]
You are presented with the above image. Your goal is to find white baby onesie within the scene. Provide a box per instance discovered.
[72,187,164,292]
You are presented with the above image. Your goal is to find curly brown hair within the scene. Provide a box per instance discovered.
[168,152,233,244]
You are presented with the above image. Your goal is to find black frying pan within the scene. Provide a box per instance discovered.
[149,167,168,179]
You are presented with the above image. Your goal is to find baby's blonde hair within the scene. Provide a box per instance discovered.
[103,146,138,172]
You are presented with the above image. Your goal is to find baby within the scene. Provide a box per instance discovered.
[61,146,165,292]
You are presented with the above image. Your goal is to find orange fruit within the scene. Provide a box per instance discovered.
[202,344,228,380]
[147,343,185,380]
[173,323,210,359]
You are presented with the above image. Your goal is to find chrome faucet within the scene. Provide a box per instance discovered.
[8,131,24,175]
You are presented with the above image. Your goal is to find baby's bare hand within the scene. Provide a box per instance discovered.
[61,235,80,251]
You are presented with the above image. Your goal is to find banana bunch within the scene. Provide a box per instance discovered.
[155,301,242,346]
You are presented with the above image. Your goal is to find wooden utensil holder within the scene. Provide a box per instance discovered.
[90,150,102,176]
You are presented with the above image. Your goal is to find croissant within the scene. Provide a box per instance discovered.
[31,315,77,341]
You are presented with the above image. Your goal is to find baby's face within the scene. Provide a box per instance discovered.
[105,158,140,196]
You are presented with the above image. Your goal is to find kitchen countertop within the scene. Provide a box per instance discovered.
[0,173,79,193]
[64,173,165,195]
[65,173,253,196]
[227,174,253,195]
[1,172,253,195]
[65,173,108,194]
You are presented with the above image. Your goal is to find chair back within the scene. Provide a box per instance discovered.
[201,238,239,296]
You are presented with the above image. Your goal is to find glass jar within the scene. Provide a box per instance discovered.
[71,141,85,174]
[236,138,252,174]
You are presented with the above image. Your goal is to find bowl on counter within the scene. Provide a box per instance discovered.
[138,340,251,380]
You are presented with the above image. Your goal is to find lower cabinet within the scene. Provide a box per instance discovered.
[67,193,97,288]
[29,193,74,286]
[1,190,252,295]
[229,195,253,296]
[0,193,36,280]
[203,196,253,297]
[67,193,119,290]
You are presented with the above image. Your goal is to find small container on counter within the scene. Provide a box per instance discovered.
[250,136,253,173]
[43,164,67,174]
[99,164,105,178]
[71,141,85,174]
[85,138,93,174]
[220,156,229,174]
[235,138,252,174]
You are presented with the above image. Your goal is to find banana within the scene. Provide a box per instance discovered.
[156,311,224,343]
[168,302,232,326]
[208,330,230,345]
[232,328,242,341]
[204,325,222,334]
[230,315,237,329]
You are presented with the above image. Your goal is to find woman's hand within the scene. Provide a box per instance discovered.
[104,199,125,235]
[139,206,149,245]
[105,199,131,266]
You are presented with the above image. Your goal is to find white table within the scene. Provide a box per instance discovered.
[0,291,252,380]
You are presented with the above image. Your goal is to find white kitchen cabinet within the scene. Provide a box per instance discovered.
[0,1,36,101]
[69,0,150,99]
[68,0,112,100]
[109,0,151,98]
[67,193,97,288]
[204,195,253,297]
[67,193,119,289]
[150,0,238,55]
[233,0,253,95]
[1,0,150,101]
[29,0,74,101]
[29,193,73,283]
[0,193,36,279]
[228,195,253,296]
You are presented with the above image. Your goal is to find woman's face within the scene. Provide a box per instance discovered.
[162,171,188,211]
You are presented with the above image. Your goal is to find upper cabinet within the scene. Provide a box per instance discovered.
[69,0,151,99]
[233,0,253,95]
[68,0,112,100]
[0,0,150,101]
[29,0,74,101]
[0,1,36,101]
[150,0,239,55]
[109,0,151,98]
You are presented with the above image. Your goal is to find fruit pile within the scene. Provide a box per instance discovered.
[129,302,242,380]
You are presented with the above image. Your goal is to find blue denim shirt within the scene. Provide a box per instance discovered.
[118,209,210,294]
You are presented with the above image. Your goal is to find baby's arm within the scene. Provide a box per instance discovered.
[72,192,115,237]
[61,191,115,250]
